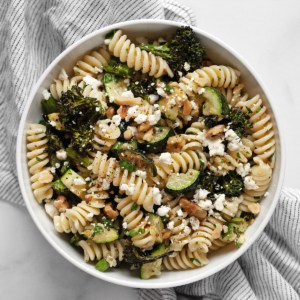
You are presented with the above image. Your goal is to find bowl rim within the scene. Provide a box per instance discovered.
[16,18,285,289]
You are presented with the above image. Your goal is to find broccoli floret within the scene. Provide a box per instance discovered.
[103,57,133,78]
[129,75,156,100]
[41,95,58,115]
[57,85,104,152]
[141,26,206,79]
[204,115,228,128]
[228,108,252,137]
[221,171,244,197]
[200,170,219,194]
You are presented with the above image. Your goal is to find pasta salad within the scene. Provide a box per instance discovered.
[26,26,275,279]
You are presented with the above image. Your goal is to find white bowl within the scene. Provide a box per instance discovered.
[16,19,285,289]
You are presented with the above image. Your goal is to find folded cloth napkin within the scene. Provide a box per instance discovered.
[139,188,300,300]
[0,0,195,206]
[1,1,299,299]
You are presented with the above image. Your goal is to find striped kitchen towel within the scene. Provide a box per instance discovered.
[0,0,195,206]
[139,188,300,300]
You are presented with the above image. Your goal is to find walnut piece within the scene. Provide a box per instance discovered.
[166,135,186,152]
[53,195,70,213]
[179,198,207,221]
[103,202,119,220]
[205,125,225,139]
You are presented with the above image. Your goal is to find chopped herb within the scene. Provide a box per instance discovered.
[165,84,174,93]
[199,160,205,170]
[102,216,113,228]
[190,257,200,264]
[118,160,135,172]
[70,233,83,246]
[93,225,104,236]
[131,203,138,211]
[237,152,241,159]
[36,157,43,162]
[245,106,253,114]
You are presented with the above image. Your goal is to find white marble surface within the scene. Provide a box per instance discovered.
[1,1,300,299]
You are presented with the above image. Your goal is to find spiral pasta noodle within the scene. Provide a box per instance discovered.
[188,216,226,252]
[235,95,275,162]
[89,152,155,212]
[53,200,104,234]
[50,76,83,100]
[183,119,206,151]
[107,30,173,78]
[178,65,240,96]
[163,247,209,270]
[93,119,121,152]
[78,239,124,263]
[73,47,110,77]
[26,124,53,203]
[220,83,249,107]
[153,150,205,184]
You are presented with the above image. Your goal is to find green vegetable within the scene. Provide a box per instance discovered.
[118,149,157,176]
[66,147,90,168]
[84,224,119,243]
[60,161,71,175]
[60,169,87,199]
[103,57,133,78]
[41,95,57,114]
[125,228,145,237]
[148,214,164,243]
[165,84,174,94]
[128,75,157,100]
[105,29,118,39]
[55,85,104,152]
[222,217,248,246]
[228,108,252,137]
[111,139,138,156]
[138,127,174,153]
[165,169,202,196]
[140,259,162,279]
[102,216,114,228]
[131,203,138,211]
[141,26,206,79]
[52,178,68,194]
[221,171,244,197]
[70,233,83,246]
[158,97,179,121]
[95,258,110,272]
[103,73,128,102]
[119,160,136,172]
[202,87,230,116]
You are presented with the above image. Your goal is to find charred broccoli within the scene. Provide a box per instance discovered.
[129,75,157,100]
[141,26,206,79]
[221,171,244,197]
[57,85,104,152]
[228,108,252,137]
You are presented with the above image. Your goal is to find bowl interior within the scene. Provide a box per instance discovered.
[17,20,284,289]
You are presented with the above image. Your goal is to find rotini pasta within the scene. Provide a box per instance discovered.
[107,30,173,78]
[28,25,276,279]
[26,124,53,203]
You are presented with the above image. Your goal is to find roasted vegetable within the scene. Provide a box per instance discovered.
[199,170,219,194]
[57,85,104,152]
[141,26,206,79]
[129,75,157,100]
[41,95,58,115]
[221,171,244,197]
[228,108,252,138]
[103,57,133,78]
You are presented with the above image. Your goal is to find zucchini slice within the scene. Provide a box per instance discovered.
[202,87,229,116]
[118,149,157,176]
[60,169,87,199]
[158,97,179,121]
[83,224,119,243]
[165,169,202,196]
[111,139,138,155]
[140,244,166,279]
[138,127,174,153]
[140,259,162,279]
[148,214,164,244]
[103,73,127,102]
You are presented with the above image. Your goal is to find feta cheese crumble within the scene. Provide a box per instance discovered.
[236,163,250,177]
[244,176,258,190]
[159,152,172,165]
[148,110,161,125]
[135,170,147,179]
[134,114,148,124]
[214,194,226,211]
[152,188,162,205]
[225,129,242,151]
[122,222,128,229]
[184,62,191,71]
[198,199,214,211]
[157,205,171,217]
[156,87,167,97]
[149,94,159,104]
[177,209,183,217]
[194,188,210,201]
[42,89,51,100]
[112,115,122,126]
[198,87,205,95]
[125,105,139,121]
[83,75,101,89]
[204,138,225,156]
[189,216,200,230]
[56,149,67,161]
[167,221,174,230]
